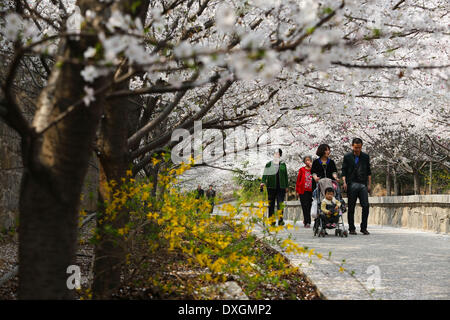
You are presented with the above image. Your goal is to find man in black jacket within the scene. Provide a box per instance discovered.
[195,185,205,199]
[341,138,372,235]
[206,185,216,213]
[195,185,205,213]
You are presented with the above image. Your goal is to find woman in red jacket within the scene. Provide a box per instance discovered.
[296,156,313,228]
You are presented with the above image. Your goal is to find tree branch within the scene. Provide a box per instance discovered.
[127,71,200,148]
[332,61,450,70]
[304,84,403,99]
[275,1,345,52]
[392,0,406,10]
[1,50,32,138]
[131,80,234,174]
[107,73,220,99]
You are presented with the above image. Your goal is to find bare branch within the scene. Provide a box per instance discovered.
[304,84,404,99]
[107,73,220,99]
[128,71,200,148]
[392,0,406,10]
[332,61,450,70]
[275,1,345,52]
[1,51,32,138]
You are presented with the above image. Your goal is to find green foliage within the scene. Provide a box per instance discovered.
[232,162,265,203]
[78,157,321,299]
[422,166,450,193]
[372,28,382,37]
[322,7,334,15]
[131,0,142,14]
[306,27,316,35]
[372,164,449,195]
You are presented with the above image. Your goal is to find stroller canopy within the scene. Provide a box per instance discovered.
[317,178,338,199]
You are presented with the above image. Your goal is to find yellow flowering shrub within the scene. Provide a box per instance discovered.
[82,154,323,299]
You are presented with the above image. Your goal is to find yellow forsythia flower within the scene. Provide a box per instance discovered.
[152,158,160,166]
[118,227,129,236]
[142,191,150,201]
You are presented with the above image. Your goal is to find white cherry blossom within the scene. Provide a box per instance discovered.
[83,86,95,106]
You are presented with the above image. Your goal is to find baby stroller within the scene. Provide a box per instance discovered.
[312,178,348,237]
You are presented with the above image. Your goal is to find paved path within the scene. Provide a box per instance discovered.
[273,222,450,300]
[214,203,450,300]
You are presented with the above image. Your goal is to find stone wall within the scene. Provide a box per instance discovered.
[81,156,99,213]
[0,123,22,231]
[352,195,450,234]
[0,119,99,230]
[243,195,450,234]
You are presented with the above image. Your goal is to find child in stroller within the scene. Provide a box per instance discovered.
[321,187,341,229]
[312,178,348,237]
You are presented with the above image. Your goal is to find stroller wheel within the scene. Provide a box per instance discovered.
[335,229,339,236]
[343,231,348,237]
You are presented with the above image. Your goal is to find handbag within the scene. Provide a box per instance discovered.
[311,198,318,219]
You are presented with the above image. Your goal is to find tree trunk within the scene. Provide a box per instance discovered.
[413,168,420,195]
[393,167,399,196]
[19,37,103,299]
[92,76,130,299]
[91,0,151,299]
[386,163,391,196]
[429,161,432,194]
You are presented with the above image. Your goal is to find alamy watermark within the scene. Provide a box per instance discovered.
[66,265,81,290]
[170,120,280,168]
[365,265,382,291]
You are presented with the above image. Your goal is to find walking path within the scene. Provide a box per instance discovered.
[272,222,450,300]
[214,203,450,300]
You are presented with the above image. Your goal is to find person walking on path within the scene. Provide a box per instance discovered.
[195,185,205,199]
[260,149,289,226]
[341,138,372,235]
[296,156,313,228]
[311,144,339,191]
[195,185,205,213]
[206,184,216,213]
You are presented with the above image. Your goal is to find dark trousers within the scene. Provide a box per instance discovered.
[323,214,339,225]
[299,191,312,225]
[208,200,214,213]
[347,182,370,231]
[267,188,286,222]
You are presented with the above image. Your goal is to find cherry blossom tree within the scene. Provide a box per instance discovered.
[1,0,448,299]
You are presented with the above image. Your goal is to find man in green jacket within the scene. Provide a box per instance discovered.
[260,149,289,226]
